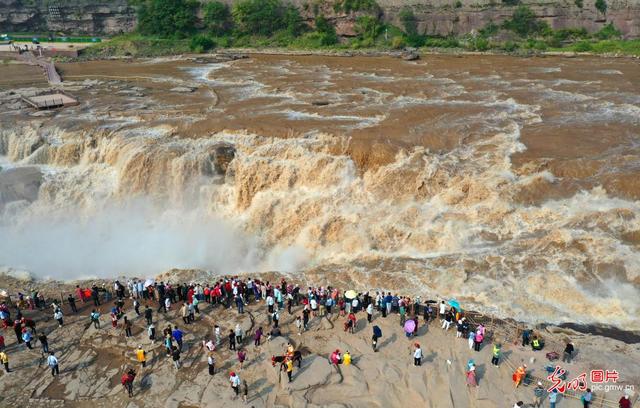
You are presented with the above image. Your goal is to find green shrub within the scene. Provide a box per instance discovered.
[406,34,426,47]
[502,0,519,5]
[335,0,380,13]
[355,15,383,41]
[232,0,290,36]
[315,14,338,45]
[283,5,305,36]
[189,34,215,52]
[502,5,542,37]
[455,1,463,8]
[469,37,489,51]
[502,40,517,51]
[203,1,232,35]
[391,35,406,49]
[574,0,583,8]
[595,0,607,13]
[479,22,499,38]
[135,0,199,38]
[399,7,418,36]
[595,22,621,40]
[573,40,593,52]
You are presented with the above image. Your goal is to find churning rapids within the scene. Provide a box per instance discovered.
[0,54,639,330]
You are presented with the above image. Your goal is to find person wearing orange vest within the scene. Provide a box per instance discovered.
[135,345,146,368]
[513,365,527,388]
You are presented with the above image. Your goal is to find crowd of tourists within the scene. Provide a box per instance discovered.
[0,277,633,407]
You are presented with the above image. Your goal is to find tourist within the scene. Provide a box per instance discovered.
[180,303,189,324]
[229,329,236,350]
[172,326,184,351]
[38,332,49,354]
[235,323,243,345]
[549,389,559,408]
[533,381,546,408]
[286,357,294,382]
[148,323,156,342]
[110,311,118,328]
[136,345,146,367]
[229,371,241,398]
[171,346,181,369]
[330,349,341,366]
[47,352,59,377]
[474,330,484,352]
[144,305,153,325]
[254,326,263,346]
[237,349,247,370]
[343,350,351,366]
[133,298,140,316]
[90,310,100,329]
[242,379,248,403]
[123,316,132,337]
[563,341,574,363]
[413,343,423,366]
[22,328,33,349]
[513,365,527,388]
[0,350,9,372]
[302,308,310,331]
[491,343,501,366]
[468,330,475,349]
[54,308,64,327]
[208,351,215,375]
[67,294,77,313]
[164,334,173,356]
[366,302,373,323]
[582,388,592,407]
[121,368,136,397]
[272,309,280,328]
[619,395,631,408]
[466,365,477,387]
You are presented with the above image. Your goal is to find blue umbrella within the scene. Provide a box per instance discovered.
[448,299,463,312]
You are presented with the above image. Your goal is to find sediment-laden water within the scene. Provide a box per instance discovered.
[1,54,639,329]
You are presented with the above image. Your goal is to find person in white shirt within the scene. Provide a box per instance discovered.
[47,352,59,376]
[366,302,374,323]
[413,343,423,366]
[229,372,241,398]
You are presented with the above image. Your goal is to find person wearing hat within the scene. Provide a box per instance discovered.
[533,381,546,407]
[135,345,146,367]
[229,371,241,398]
[513,365,527,388]
[619,394,632,408]
[343,351,351,366]
[330,349,341,365]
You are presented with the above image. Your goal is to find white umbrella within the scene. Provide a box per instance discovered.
[143,279,155,288]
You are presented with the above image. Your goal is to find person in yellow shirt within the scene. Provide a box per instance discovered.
[136,345,146,368]
[343,351,351,366]
[286,358,294,382]
[0,351,9,372]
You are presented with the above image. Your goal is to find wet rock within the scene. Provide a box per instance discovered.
[402,51,420,61]
[170,86,198,93]
[213,143,236,174]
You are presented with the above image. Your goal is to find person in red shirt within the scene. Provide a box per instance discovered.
[619,395,631,408]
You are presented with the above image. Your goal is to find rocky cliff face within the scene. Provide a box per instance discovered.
[375,0,640,39]
[0,0,135,35]
[0,0,638,38]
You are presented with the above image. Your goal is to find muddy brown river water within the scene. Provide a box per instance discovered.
[1,54,639,329]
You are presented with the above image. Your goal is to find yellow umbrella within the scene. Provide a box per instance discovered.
[344,290,357,299]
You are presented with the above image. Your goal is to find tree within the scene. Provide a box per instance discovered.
[355,15,382,41]
[136,0,199,38]
[595,0,607,14]
[399,7,418,36]
[315,14,338,45]
[232,0,287,36]
[203,1,232,35]
[283,5,305,36]
[502,5,541,37]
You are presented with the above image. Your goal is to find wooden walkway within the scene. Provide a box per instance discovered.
[16,51,62,84]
